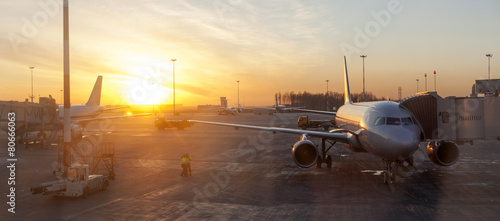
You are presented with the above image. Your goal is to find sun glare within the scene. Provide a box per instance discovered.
[122,73,172,105]
[119,57,175,105]
[125,81,171,105]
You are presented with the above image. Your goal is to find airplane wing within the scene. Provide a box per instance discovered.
[103,106,129,111]
[188,120,351,142]
[294,109,337,116]
[73,113,152,124]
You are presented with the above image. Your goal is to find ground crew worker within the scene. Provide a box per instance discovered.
[185,154,192,176]
[181,154,188,177]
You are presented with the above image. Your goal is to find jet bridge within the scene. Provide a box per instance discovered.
[0,97,59,147]
[401,79,500,144]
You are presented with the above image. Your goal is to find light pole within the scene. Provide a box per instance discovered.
[433,70,437,91]
[360,55,367,101]
[63,0,71,177]
[29,66,34,102]
[60,89,63,105]
[424,73,427,91]
[486,54,493,79]
[398,87,402,102]
[237,80,240,108]
[416,79,419,93]
[171,58,177,115]
[326,80,329,111]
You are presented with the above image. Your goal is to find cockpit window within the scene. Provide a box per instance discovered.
[373,117,386,126]
[401,117,413,125]
[387,117,401,125]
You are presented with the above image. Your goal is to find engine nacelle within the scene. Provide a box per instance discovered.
[426,141,460,166]
[292,140,318,168]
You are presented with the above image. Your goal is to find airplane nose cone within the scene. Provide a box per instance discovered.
[368,126,420,160]
[387,127,420,160]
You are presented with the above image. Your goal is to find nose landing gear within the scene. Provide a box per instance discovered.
[383,156,415,191]
[383,160,397,184]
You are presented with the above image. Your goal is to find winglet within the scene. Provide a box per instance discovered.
[86,76,102,106]
[343,56,353,105]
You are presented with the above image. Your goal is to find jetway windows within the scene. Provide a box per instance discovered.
[457,115,482,121]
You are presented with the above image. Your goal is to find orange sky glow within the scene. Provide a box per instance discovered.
[1,1,499,107]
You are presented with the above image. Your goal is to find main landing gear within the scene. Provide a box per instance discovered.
[316,138,335,168]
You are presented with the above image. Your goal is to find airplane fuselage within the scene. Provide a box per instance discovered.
[335,101,421,160]
[58,105,105,119]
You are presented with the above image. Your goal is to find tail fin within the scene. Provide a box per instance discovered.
[343,56,353,104]
[86,76,102,106]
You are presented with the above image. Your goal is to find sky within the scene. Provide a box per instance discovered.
[1,0,499,107]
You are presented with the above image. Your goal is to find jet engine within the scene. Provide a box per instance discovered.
[292,140,318,168]
[426,141,460,166]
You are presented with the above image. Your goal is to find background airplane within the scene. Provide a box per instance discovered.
[189,57,460,185]
[1,76,150,143]
[59,76,151,141]
[273,94,305,112]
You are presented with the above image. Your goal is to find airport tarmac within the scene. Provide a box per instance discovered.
[1,112,500,220]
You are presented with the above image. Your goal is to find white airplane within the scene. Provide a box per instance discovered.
[189,57,460,184]
[246,95,304,114]
[273,95,305,112]
[57,76,134,120]
[4,76,150,143]
[59,76,151,140]
[218,107,239,115]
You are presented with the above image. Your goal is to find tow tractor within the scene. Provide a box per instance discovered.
[31,164,109,198]
[155,117,193,130]
[297,115,335,130]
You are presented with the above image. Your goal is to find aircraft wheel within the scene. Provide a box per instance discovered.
[326,155,332,168]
